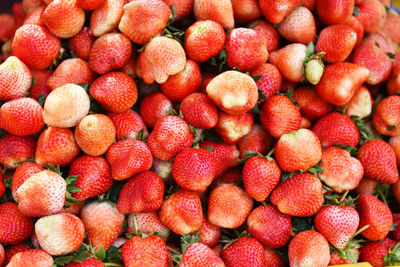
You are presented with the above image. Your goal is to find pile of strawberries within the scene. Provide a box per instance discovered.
[0,0,400,266]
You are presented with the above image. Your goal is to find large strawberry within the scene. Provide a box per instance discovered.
[6,249,54,267]
[222,237,265,267]
[12,162,44,202]
[0,56,32,100]
[0,202,33,245]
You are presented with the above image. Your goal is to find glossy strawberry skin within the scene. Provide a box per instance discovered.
[222,237,266,267]
[249,63,282,103]
[108,110,148,140]
[12,162,44,202]
[373,96,400,136]
[0,202,33,245]
[179,93,219,129]
[200,141,240,177]
[359,238,397,267]
[316,0,354,24]
[139,92,173,128]
[69,27,95,61]
[292,86,332,121]
[258,0,301,24]
[0,134,36,169]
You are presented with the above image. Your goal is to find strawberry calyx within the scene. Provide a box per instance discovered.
[334,238,363,263]
[220,229,250,249]
[169,232,201,264]
[350,115,378,145]
[64,175,82,208]
[53,242,107,266]
[125,215,159,240]
[374,183,389,206]
[384,242,400,266]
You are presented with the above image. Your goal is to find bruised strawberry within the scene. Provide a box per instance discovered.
[345,85,374,119]
[90,0,124,37]
[0,56,32,100]
[249,63,282,102]
[0,97,44,136]
[258,0,301,24]
[373,96,400,136]
[271,172,324,217]
[222,237,265,267]
[316,0,354,24]
[69,27,95,61]
[127,212,170,241]
[208,183,253,229]
[193,0,234,29]
[354,0,386,33]
[360,238,398,267]
[118,0,171,45]
[180,93,218,129]
[200,141,240,177]
[180,242,225,267]
[77,0,105,10]
[247,204,291,249]
[312,112,360,148]
[0,134,36,169]
[0,202,33,245]
[159,189,203,235]
[139,92,173,128]
[81,201,125,252]
[231,0,261,24]
[7,249,54,267]
[292,86,332,121]
[251,19,280,53]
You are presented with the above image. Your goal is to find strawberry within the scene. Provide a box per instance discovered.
[215,111,254,144]
[148,115,193,161]
[69,155,113,201]
[0,134,36,169]
[354,0,386,33]
[264,248,285,267]
[0,14,16,40]
[12,162,44,202]
[0,97,44,136]
[89,33,132,75]
[127,212,170,241]
[373,96,400,136]
[250,19,280,53]
[392,214,400,241]
[388,63,400,96]
[275,129,322,172]
[16,170,66,217]
[329,248,360,265]
[0,56,32,100]
[206,71,258,115]
[184,20,226,63]
[22,0,44,15]
[312,112,360,148]
[0,202,33,245]
[65,257,104,267]
[238,125,272,158]
[360,238,398,267]
[47,58,95,91]
[162,0,193,20]
[12,24,60,70]
[179,93,218,129]
[191,216,221,247]
[247,204,291,249]
[292,86,332,121]
[357,139,399,184]
[77,0,105,10]
[288,230,330,267]
[179,242,225,267]
[278,6,316,45]
[319,147,364,193]
[208,183,253,229]
[43,0,85,38]
[90,0,124,37]
[43,83,90,128]
[81,201,125,252]
[29,69,52,100]
[344,15,364,46]
[139,92,173,128]
[35,213,84,256]
[7,249,54,267]
[357,194,393,241]
[160,60,201,102]
[23,6,45,26]
[230,0,261,24]
[139,36,186,84]
[0,170,4,199]
[118,0,171,45]
[159,189,203,235]
[108,110,148,140]
[74,114,116,156]
[172,147,216,192]
[260,95,301,139]
[35,127,80,167]
[222,237,265,267]
[268,43,307,82]
[12,2,25,26]
[394,180,400,204]
[271,172,324,217]
[345,85,374,119]
[362,32,395,55]
[199,141,240,177]
[316,62,369,106]
[4,243,31,265]
[193,0,234,30]
[117,171,164,214]
[122,235,169,267]
[61,202,85,216]
[69,27,95,61]
[249,63,282,103]
[381,10,400,45]
[258,0,301,24]
[316,0,353,24]
[316,24,357,63]
[390,135,400,166]
[225,28,268,72]
[242,156,281,202]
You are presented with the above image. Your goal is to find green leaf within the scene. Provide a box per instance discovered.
[72,251,93,263]
[37,94,46,106]
[258,89,267,102]
[307,161,323,177]
[251,104,261,115]
[384,242,400,266]
[181,232,200,254]
[65,175,78,186]
[243,151,263,157]
[136,128,147,142]
[387,52,396,59]
[281,172,295,182]
[96,247,106,261]
[77,83,90,91]
[306,42,315,58]
[54,255,74,266]
[47,164,62,176]
[391,223,398,231]
[252,74,263,82]
[31,76,37,87]
[334,145,358,157]
[205,146,214,153]
[353,6,360,15]
[67,186,81,193]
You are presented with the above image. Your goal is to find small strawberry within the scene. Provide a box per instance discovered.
[247,204,291,249]
[7,249,54,267]
[258,0,301,24]
[222,237,265,267]
[193,0,234,29]
[373,96,400,136]
[359,238,399,267]
[180,242,226,267]
[231,0,261,24]
[0,134,36,169]
[354,0,386,33]
[12,162,44,202]
[0,202,33,245]
[140,92,173,128]
[288,230,330,267]
[192,216,221,248]
[270,172,324,217]
[345,85,374,119]
[179,93,219,129]
[127,212,170,241]
[357,194,393,241]
[238,125,272,159]
[90,0,124,37]
[69,27,95,61]
[215,111,254,144]
[250,19,280,53]
[316,0,354,24]
[117,171,164,214]
[249,63,282,102]
[292,86,332,121]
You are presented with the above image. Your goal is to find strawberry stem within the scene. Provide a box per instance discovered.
[133,215,139,236]
[266,148,275,157]
[104,263,123,267]
[167,246,181,255]
[339,191,349,204]
[351,224,370,239]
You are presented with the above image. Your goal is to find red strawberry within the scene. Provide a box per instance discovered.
[117,171,164,214]
[29,69,52,100]
[238,125,272,158]
[278,6,316,45]
[270,172,324,217]
[258,0,301,24]
[0,134,36,169]
[69,155,113,201]
[148,115,193,161]
[388,63,400,96]
[0,202,33,245]
[312,112,360,148]
[0,97,44,136]
[275,129,322,172]
[357,139,399,184]
[354,0,386,33]
[7,249,54,267]
[260,95,301,139]
[160,60,201,102]
[268,43,307,82]
[292,86,332,121]
[12,2,25,26]
[288,230,330,267]
[69,27,95,61]
[0,169,4,199]
[35,127,80,167]
[249,63,282,102]
[362,32,395,55]
[127,212,170,241]
[316,0,354,24]
[184,20,226,63]
[90,0,124,37]
[0,56,32,101]
[344,15,364,46]
[108,110,148,140]
[193,0,234,29]
[357,194,393,241]
[316,62,369,106]
[392,214,400,241]
[215,111,254,144]
[4,242,31,265]
[247,204,291,249]
[231,0,261,24]
[35,213,85,255]
[77,0,105,10]
[373,96,400,136]
[381,10,400,45]
[12,162,44,202]
[242,156,281,202]
[390,135,400,166]
[159,189,203,235]
[192,216,221,248]
[65,257,104,267]
[394,181,400,204]
[251,19,280,53]
[360,238,398,267]
[222,237,265,267]
[345,85,374,119]
[208,183,253,229]
[162,0,193,20]
[179,93,218,129]
[81,201,125,252]
[0,14,16,40]
[23,6,45,26]
[329,248,360,265]
[140,92,173,128]
[264,248,285,267]
[180,242,226,267]
[316,24,357,63]
[225,27,268,72]
[122,235,169,267]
